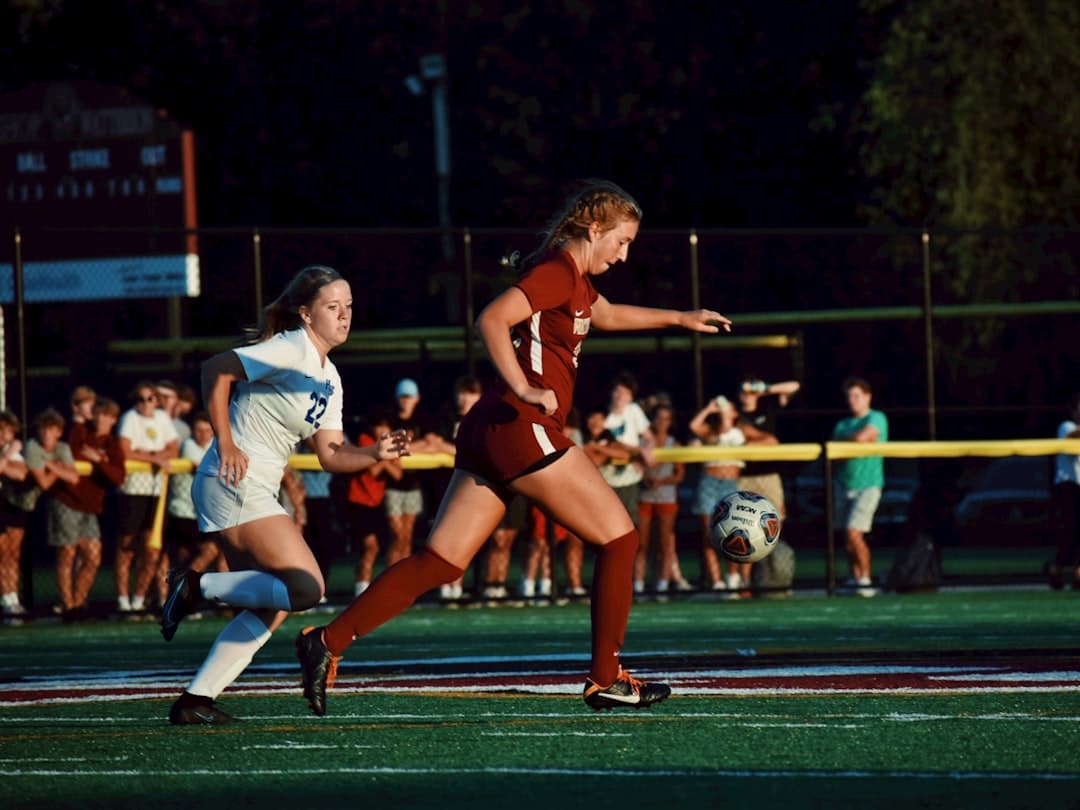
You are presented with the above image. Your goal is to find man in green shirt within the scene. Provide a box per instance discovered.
[831,377,889,596]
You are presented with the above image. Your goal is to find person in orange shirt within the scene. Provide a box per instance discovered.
[345,412,402,596]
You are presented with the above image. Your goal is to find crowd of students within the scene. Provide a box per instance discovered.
[0,366,810,621]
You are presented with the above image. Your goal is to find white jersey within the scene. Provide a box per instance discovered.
[119,407,179,496]
[198,328,344,493]
[1056,419,1080,485]
[168,437,210,519]
[602,401,651,488]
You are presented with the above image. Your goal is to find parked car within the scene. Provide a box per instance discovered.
[952,456,1052,546]
[784,457,921,544]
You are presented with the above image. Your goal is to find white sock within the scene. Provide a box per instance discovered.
[200,571,292,611]
[1,592,15,607]
[354,581,369,597]
[130,595,145,611]
[187,610,272,699]
[117,595,131,611]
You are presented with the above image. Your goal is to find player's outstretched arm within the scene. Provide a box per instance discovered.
[591,295,731,333]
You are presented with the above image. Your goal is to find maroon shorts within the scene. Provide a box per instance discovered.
[454,395,575,487]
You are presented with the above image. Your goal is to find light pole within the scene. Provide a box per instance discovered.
[406,53,452,259]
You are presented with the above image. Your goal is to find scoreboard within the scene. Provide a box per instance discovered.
[0,80,199,302]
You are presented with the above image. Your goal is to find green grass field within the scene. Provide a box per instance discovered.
[17,544,1056,612]
[2,586,1080,809]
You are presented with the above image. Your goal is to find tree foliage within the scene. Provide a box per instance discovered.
[857,0,1079,406]
[859,0,1079,230]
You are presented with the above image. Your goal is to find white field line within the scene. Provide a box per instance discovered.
[0,766,1079,782]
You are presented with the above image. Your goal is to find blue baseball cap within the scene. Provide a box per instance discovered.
[395,378,420,398]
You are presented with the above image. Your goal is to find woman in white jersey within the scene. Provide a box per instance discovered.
[688,394,776,592]
[159,265,408,725]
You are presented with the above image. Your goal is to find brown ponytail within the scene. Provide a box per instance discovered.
[505,179,643,275]
[248,265,344,343]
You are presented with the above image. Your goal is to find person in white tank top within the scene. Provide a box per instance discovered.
[689,394,776,592]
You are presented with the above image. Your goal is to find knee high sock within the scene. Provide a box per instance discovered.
[187,610,272,699]
[200,570,292,611]
[589,529,639,687]
[324,548,464,656]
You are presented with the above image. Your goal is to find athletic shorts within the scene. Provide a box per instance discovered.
[116,493,159,536]
[638,500,678,520]
[530,504,569,543]
[498,493,529,531]
[384,488,423,517]
[191,472,286,533]
[736,473,786,517]
[347,501,388,539]
[693,474,738,516]
[165,514,201,551]
[454,396,575,487]
[834,486,882,533]
[0,499,30,532]
[611,483,640,525]
[47,500,100,547]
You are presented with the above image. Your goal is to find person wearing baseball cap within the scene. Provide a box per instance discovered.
[395,378,420,399]
[384,378,437,570]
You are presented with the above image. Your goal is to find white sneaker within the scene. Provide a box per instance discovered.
[655,580,670,593]
[566,585,587,597]
[2,602,26,617]
[855,577,878,598]
[674,579,695,592]
[710,580,727,591]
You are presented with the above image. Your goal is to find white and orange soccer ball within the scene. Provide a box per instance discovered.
[709,490,782,564]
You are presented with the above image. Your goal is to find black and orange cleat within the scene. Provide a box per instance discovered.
[296,625,340,716]
[160,569,201,641]
[583,668,671,711]
[168,691,239,725]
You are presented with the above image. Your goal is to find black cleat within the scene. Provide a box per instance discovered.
[160,570,201,641]
[168,692,239,725]
[296,626,340,717]
[583,668,671,711]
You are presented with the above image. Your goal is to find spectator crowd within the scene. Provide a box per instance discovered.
[1,366,942,624]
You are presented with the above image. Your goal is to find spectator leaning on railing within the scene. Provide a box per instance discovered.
[831,376,889,598]
[1047,393,1080,590]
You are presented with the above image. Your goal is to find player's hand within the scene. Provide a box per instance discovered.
[517,386,558,416]
[681,309,731,333]
[376,429,410,460]
[217,441,249,485]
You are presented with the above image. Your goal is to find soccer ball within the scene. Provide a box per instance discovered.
[709,490,782,563]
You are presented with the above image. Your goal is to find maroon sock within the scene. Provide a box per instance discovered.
[323,548,463,655]
[588,529,639,686]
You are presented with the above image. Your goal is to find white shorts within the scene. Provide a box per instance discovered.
[192,472,287,533]
[834,487,882,533]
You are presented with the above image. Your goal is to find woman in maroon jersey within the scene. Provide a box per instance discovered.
[297,179,730,714]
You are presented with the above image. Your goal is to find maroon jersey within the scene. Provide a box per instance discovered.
[59,422,126,515]
[494,250,597,431]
